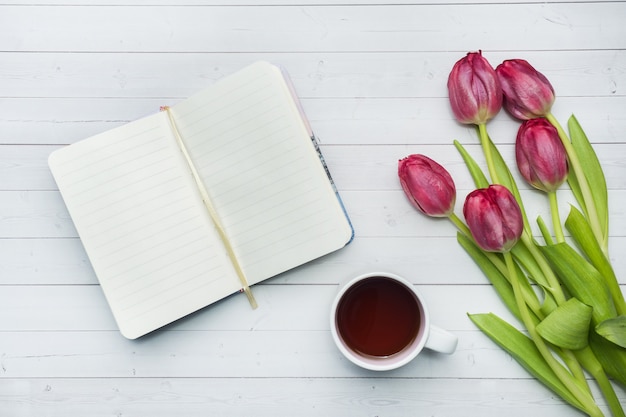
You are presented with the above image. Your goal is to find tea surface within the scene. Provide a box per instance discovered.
[336,277,421,357]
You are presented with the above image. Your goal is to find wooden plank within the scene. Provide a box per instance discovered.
[1,51,625,99]
[0,188,620,239]
[3,4,625,53]
[0,236,499,286]
[0,283,520,332]
[322,143,626,191]
[0,145,59,190]
[2,189,626,238]
[1,236,626,286]
[1,326,625,383]
[2,142,626,191]
[342,188,626,239]
[1,377,622,417]
[0,282,622,333]
[2,96,625,146]
[0,329,555,379]
[0,238,95,284]
[0,98,163,145]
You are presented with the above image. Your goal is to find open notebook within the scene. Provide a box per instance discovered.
[49,61,354,339]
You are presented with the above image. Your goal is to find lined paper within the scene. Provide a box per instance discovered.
[171,62,353,284]
[49,113,241,339]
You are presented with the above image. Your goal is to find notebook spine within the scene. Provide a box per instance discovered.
[277,62,354,243]
[310,133,355,244]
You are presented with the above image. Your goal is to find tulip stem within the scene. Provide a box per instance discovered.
[475,123,568,304]
[520,232,566,305]
[449,213,471,237]
[575,347,626,417]
[478,123,500,184]
[504,250,603,417]
[450,213,544,321]
[517,233,591,391]
[548,191,565,244]
[545,113,605,254]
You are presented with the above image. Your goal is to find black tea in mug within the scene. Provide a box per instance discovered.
[335,276,421,358]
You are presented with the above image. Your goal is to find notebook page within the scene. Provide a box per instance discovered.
[48,113,241,339]
[170,61,353,284]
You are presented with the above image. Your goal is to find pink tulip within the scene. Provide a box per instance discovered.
[447,51,503,125]
[398,154,456,217]
[496,59,555,120]
[463,185,523,252]
[516,118,568,192]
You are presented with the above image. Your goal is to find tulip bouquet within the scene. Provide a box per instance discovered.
[399,51,626,416]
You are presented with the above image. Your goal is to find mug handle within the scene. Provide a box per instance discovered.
[425,324,458,354]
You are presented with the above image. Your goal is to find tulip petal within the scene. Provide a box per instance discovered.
[447,52,502,124]
[596,316,626,348]
[464,185,524,253]
[398,154,456,217]
[516,118,568,193]
[496,59,554,120]
[536,298,593,350]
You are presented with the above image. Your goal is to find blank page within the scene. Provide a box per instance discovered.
[49,113,241,339]
[170,62,353,284]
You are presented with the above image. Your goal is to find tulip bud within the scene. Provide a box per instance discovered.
[516,118,568,192]
[398,154,456,217]
[463,185,523,252]
[496,59,555,120]
[447,51,503,125]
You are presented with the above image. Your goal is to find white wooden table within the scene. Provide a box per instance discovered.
[1,1,625,416]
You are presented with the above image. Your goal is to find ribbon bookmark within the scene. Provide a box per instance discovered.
[161,106,258,309]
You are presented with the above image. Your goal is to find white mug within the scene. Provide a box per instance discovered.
[330,272,458,371]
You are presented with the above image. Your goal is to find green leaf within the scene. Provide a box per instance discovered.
[454,136,533,236]
[566,206,610,273]
[485,134,532,232]
[596,316,626,348]
[536,215,555,246]
[469,313,587,413]
[541,243,617,325]
[509,242,556,317]
[536,298,593,350]
[453,140,489,188]
[590,331,626,387]
[485,134,516,192]
[566,165,586,225]
[457,232,519,319]
[510,239,551,289]
[566,206,626,315]
[458,232,544,322]
[514,259,544,323]
[568,115,609,247]
[540,289,558,317]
